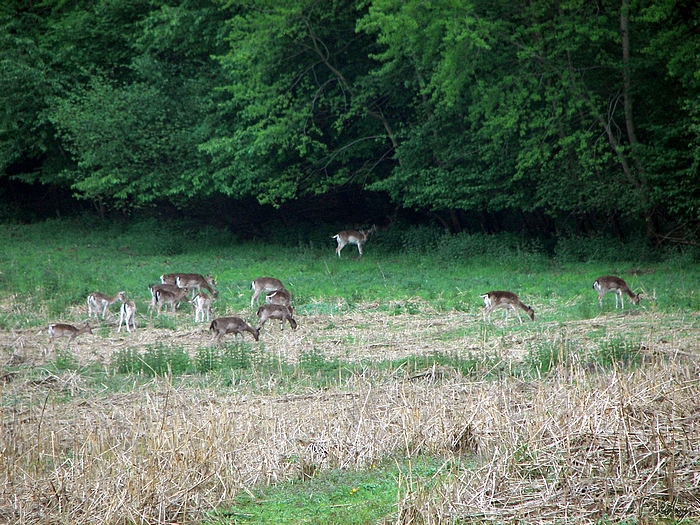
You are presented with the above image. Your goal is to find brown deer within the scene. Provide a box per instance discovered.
[593,276,641,309]
[257,304,298,331]
[176,274,218,298]
[480,291,535,324]
[87,291,125,319]
[209,317,259,345]
[265,289,292,307]
[251,277,287,307]
[333,225,376,258]
[48,323,93,343]
[155,287,190,314]
[148,283,188,314]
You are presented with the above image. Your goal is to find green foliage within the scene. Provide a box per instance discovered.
[195,342,264,373]
[114,344,193,376]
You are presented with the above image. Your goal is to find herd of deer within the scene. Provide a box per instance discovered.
[46,226,643,346]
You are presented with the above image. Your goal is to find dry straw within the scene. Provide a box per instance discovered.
[1,306,699,524]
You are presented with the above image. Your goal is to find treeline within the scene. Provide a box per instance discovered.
[1,0,699,242]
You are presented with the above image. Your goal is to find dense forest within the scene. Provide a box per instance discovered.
[2,0,700,242]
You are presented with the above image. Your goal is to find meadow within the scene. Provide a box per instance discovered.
[1,218,699,524]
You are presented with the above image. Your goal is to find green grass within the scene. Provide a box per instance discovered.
[206,457,452,525]
[3,218,699,331]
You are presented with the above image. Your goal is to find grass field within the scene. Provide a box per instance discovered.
[1,219,699,524]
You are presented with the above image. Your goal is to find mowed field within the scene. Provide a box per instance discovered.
[1,220,700,524]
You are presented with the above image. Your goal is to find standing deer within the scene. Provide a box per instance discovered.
[480,291,535,324]
[333,225,376,258]
[257,304,298,331]
[155,287,190,314]
[148,284,188,314]
[191,292,212,322]
[251,277,287,307]
[176,274,217,298]
[209,317,259,345]
[593,276,641,309]
[265,289,292,307]
[118,300,137,332]
[48,323,93,343]
[87,291,125,319]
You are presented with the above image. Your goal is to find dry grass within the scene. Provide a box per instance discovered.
[1,304,700,524]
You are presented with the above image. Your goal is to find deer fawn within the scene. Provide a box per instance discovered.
[480,291,535,324]
[333,225,376,258]
[593,276,641,309]
[209,317,259,345]
[118,300,137,332]
[251,277,287,308]
[257,304,298,331]
[191,292,212,322]
[48,323,93,343]
[87,291,125,319]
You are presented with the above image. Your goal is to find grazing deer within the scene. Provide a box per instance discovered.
[593,276,641,309]
[48,323,93,343]
[148,284,188,314]
[257,304,298,331]
[176,274,218,298]
[191,292,212,322]
[87,291,125,319]
[118,300,137,332]
[333,225,376,258]
[480,291,535,324]
[251,277,287,307]
[209,317,259,345]
[155,287,190,314]
[265,289,292,307]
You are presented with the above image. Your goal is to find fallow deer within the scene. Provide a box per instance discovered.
[148,284,188,314]
[48,323,93,343]
[209,317,259,345]
[257,304,298,331]
[176,274,217,298]
[333,225,376,258]
[87,291,125,319]
[155,287,190,314]
[265,289,292,307]
[251,277,287,308]
[593,276,641,309]
[118,300,137,332]
[480,291,535,324]
[191,292,212,323]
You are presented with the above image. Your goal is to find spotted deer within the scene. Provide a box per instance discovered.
[332,225,376,258]
[87,291,125,319]
[256,304,297,331]
[209,317,259,345]
[593,276,641,309]
[251,277,287,308]
[148,284,188,314]
[48,323,93,343]
[155,287,190,314]
[265,289,292,307]
[480,291,535,324]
